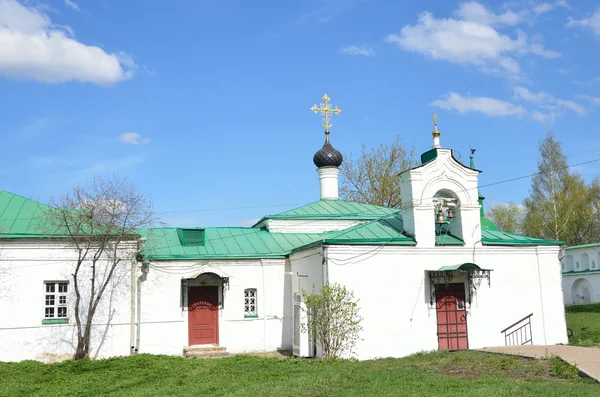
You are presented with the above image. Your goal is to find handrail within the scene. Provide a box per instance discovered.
[500,313,533,334]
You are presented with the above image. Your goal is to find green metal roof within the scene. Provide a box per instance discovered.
[141,227,329,260]
[565,243,600,250]
[436,233,464,246]
[323,214,415,245]
[256,200,400,223]
[481,229,562,246]
[0,191,57,238]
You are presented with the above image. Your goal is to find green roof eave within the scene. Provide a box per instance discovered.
[322,238,415,245]
[566,243,600,250]
[481,238,563,246]
[142,253,289,261]
[562,270,600,277]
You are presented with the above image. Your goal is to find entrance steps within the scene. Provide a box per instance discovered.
[183,345,229,358]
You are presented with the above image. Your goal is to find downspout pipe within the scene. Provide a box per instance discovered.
[130,238,147,355]
[135,261,150,354]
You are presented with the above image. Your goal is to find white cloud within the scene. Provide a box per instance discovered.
[532,110,558,123]
[576,94,600,105]
[534,1,569,15]
[529,42,561,58]
[431,92,526,117]
[455,1,523,26]
[340,45,375,57]
[567,8,600,37]
[64,0,80,11]
[117,132,150,145]
[0,0,133,84]
[385,3,561,78]
[556,68,571,74]
[513,86,586,116]
[574,75,600,85]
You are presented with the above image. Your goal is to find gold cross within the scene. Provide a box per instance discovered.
[432,113,438,127]
[310,94,341,135]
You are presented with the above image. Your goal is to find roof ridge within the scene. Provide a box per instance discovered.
[0,190,49,207]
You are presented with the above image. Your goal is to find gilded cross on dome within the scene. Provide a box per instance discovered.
[310,94,341,136]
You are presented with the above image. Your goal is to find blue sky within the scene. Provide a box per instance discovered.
[1,0,599,227]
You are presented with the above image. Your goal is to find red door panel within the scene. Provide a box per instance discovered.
[435,283,469,351]
[188,286,219,346]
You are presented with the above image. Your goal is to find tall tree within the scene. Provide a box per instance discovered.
[339,135,419,208]
[521,132,599,245]
[42,174,156,360]
[486,202,524,234]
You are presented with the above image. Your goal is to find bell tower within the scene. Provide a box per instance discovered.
[399,115,482,247]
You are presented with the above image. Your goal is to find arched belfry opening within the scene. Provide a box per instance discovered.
[433,189,462,244]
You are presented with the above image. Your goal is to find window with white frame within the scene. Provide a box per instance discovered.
[44,281,69,320]
[244,288,258,318]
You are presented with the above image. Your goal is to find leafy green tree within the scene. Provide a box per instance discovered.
[522,132,600,245]
[486,202,524,234]
[301,283,363,360]
[340,135,419,208]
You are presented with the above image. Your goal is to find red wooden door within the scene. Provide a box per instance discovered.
[435,283,469,351]
[188,286,219,345]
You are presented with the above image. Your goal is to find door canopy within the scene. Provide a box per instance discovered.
[428,263,492,306]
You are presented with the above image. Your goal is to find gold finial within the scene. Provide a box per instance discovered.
[432,113,440,138]
[310,94,341,136]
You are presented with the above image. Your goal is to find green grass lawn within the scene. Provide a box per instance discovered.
[0,351,597,397]
[565,303,600,347]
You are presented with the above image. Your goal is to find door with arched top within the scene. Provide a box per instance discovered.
[188,286,219,345]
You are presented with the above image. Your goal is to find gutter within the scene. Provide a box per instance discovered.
[130,237,147,355]
[135,261,150,353]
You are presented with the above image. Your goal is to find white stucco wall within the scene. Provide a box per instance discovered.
[265,219,367,233]
[139,258,291,355]
[0,240,138,362]
[0,240,293,362]
[325,244,567,360]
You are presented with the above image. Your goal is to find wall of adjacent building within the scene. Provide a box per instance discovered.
[561,247,600,304]
[325,244,567,360]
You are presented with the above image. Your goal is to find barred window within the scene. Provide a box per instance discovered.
[44,282,69,320]
[244,288,258,318]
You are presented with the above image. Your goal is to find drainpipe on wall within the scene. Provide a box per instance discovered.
[322,245,329,286]
[135,261,150,354]
[130,238,147,355]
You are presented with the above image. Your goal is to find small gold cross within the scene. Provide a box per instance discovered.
[432,113,438,127]
[310,94,341,135]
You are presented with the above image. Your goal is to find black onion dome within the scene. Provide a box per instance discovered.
[313,139,343,168]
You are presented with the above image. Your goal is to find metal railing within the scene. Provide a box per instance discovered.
[501,313,533,346]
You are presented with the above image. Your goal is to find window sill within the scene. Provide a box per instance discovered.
[42,318,69,325]
[244,315,259,319]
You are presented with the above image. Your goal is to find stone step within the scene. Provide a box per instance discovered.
[183,346,228,358]
[186,351,230,359]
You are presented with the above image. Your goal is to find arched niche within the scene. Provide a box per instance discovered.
[581,253,590,271]
[571,278,593,304]
[565,255,574,272]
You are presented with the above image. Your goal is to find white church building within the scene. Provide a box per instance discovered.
[561,244,600,304]
[0,96,568,362]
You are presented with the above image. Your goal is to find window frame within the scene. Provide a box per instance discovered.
[42,281,70,325]
[244,288,258,318]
